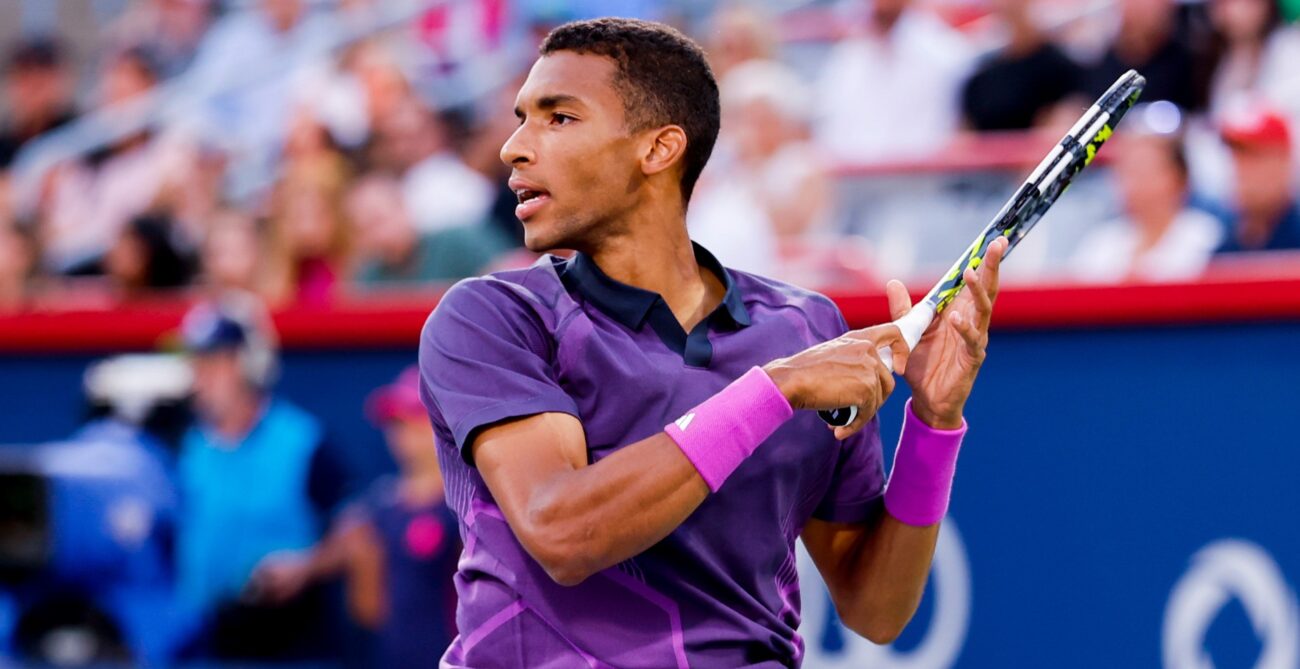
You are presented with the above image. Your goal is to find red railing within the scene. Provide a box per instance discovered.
[2,254,1298,353]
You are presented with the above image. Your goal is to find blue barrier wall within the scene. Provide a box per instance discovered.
[2,320,1298,667]
[802,320,1300,668]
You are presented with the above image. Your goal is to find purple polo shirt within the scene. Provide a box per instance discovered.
[418,244,885,668]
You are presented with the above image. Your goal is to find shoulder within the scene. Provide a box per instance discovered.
[729,269,848,340]
[422,257,569,335]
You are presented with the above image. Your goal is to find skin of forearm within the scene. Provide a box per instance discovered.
[489,432,709,586]
[822,513,939,642]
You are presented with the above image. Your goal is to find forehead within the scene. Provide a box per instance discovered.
[515,51,624,112]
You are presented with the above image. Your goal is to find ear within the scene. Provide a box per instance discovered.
[640,125,688,179]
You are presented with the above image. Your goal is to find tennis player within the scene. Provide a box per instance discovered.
[419,18,1006,668]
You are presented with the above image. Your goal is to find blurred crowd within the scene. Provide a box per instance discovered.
[0,0,1299,311]
[3,1,1300,666]
[0,296,461,666]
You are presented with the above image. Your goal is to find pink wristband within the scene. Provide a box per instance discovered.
[883,399,968,527]
[664,367,794,492]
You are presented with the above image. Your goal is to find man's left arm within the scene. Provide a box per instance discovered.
[802,237,1005,644]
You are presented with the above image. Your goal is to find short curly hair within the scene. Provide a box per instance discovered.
[540,18,720,204]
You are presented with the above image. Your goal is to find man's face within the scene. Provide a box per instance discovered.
[1231,143,1293,217]
[501,52,647,253]
[190,349,251,422]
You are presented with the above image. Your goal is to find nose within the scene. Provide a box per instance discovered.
[500,123,535,168]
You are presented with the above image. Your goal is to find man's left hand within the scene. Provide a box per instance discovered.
[887,237,1006,429]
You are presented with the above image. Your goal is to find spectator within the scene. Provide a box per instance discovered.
[40,48,177,274]
[691,60,832,277]
[705,4,777,80]
[200,209,267,297]
[0,37,76,169]
[346,173,511,286]
[1216,103,1300,252]
[156,144,229,249]
[251,366,460,668]
[264,159,352,306]
[174,295,349,659]
[364,92,422,174]
[0,221,36,313]
[1069,115,1222,282]
[961,0,1085,131]
[101,214,195,297]
[185,0,338,197]
[1199,0,1300,118]
[282,107,347,169]
[813,0,974,160]
[398,100,495,235]
[305,41,413,153]
[104,0,215,79]
[1082,0,1197,110]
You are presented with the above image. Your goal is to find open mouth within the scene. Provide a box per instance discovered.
[513,187,551,220]
[515,188,547,204]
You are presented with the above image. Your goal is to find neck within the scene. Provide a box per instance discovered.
[213,392,262,442]
[585,198,722,330]
[1133,206,1179,249]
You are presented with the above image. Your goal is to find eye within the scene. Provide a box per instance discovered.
[550,113,575,126]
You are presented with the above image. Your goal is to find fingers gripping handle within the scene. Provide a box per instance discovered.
[818,306,936,427]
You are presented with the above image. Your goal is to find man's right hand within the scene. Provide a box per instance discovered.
[762,323,908,440]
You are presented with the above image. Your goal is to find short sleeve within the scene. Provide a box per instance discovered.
[812,419,886,523]
[418,277,580,465]
[809,297,886,523]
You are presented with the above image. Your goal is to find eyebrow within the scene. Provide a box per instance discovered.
[514,94,583,119]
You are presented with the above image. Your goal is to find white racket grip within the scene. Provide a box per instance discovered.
[877,305,936,373]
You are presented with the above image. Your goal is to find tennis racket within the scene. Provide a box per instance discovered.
[820,69,1146,427]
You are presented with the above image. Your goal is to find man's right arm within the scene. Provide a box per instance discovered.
[469,323,906,587]
[472,413,708,586]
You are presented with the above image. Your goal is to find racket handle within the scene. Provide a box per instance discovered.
[818,306,935,428]
[817,348,892,427]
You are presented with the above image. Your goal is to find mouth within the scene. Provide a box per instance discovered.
[512,184,551,221]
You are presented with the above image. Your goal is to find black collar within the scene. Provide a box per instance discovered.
[560,242,751,332]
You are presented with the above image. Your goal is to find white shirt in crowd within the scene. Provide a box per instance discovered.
[688,177,779,277]
[1068,208,1224,283]
[813,9,974,162]
[402,151,495,234]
